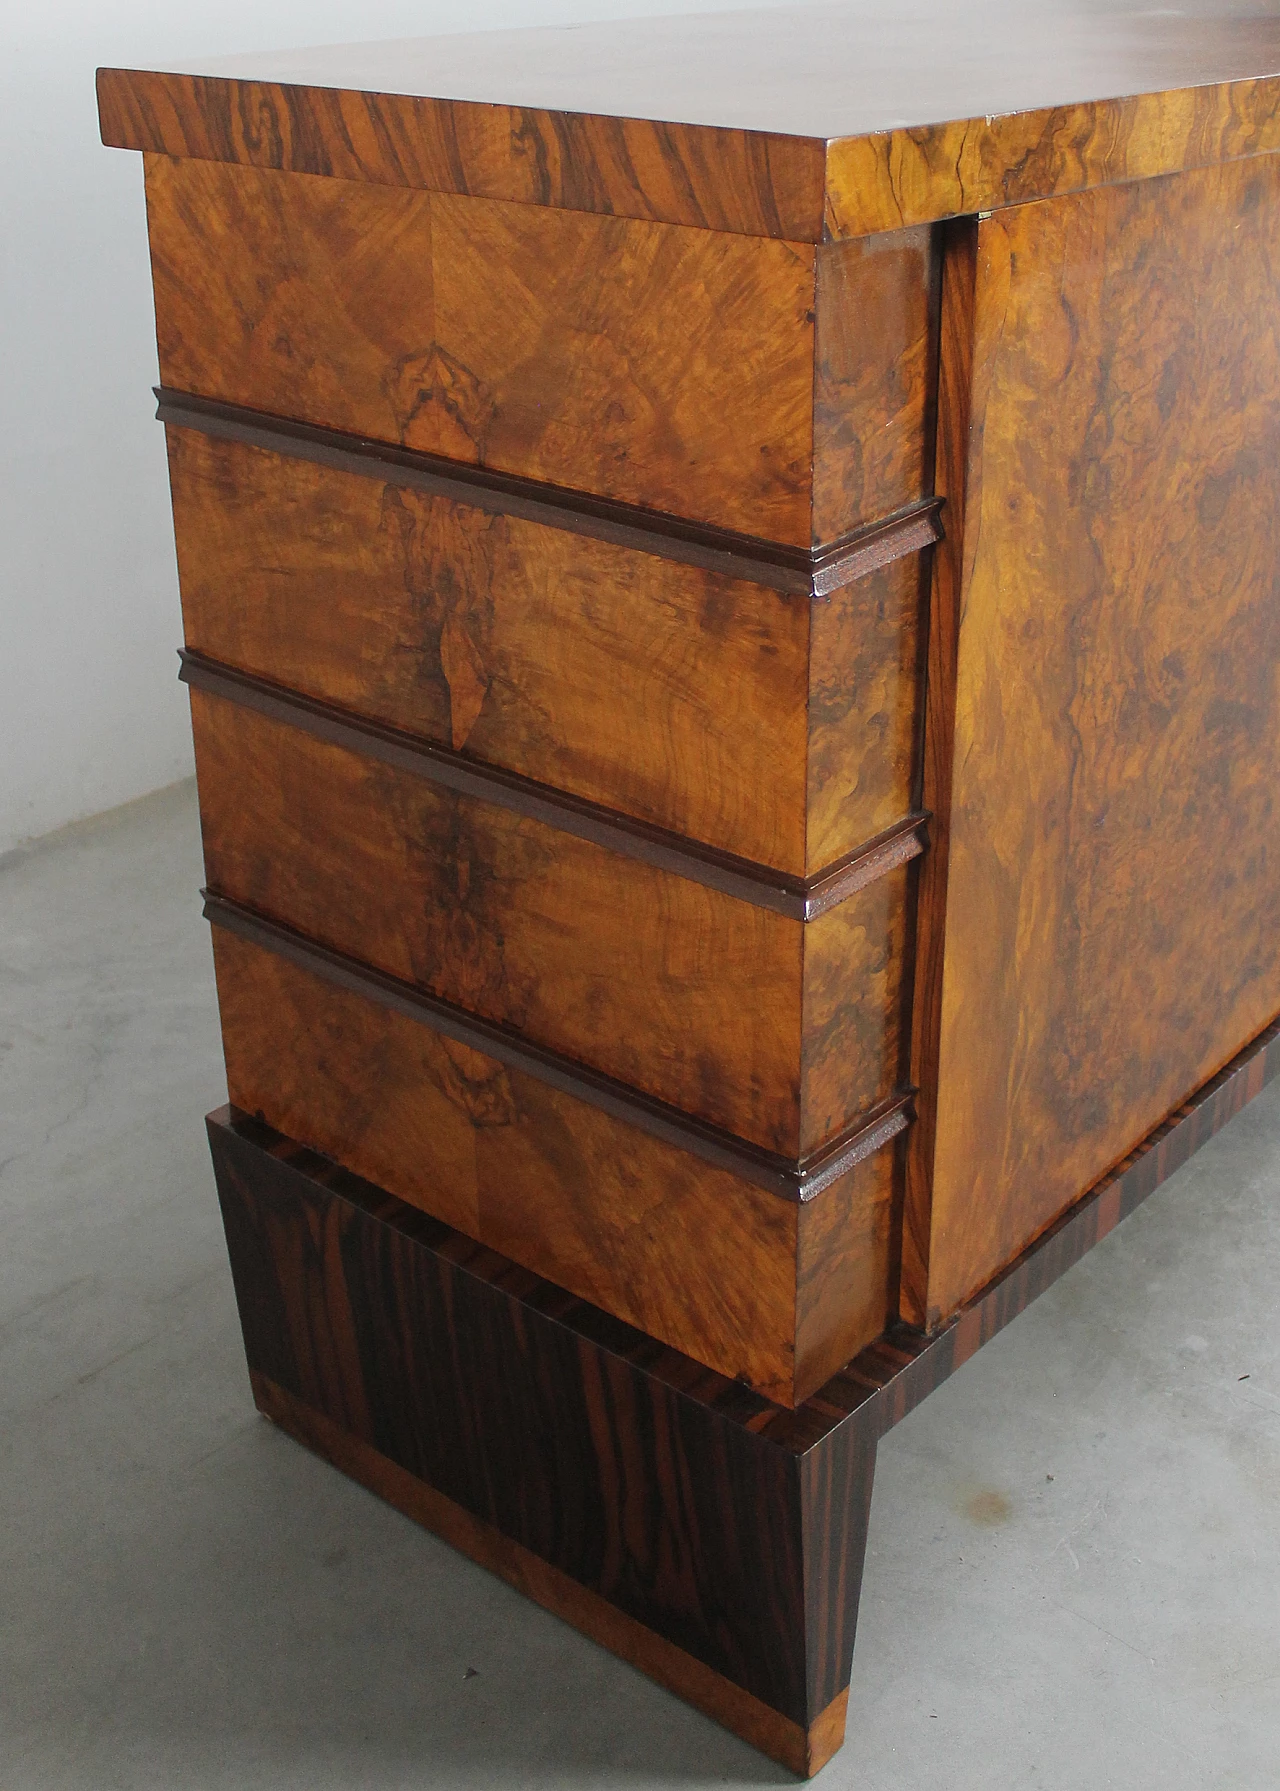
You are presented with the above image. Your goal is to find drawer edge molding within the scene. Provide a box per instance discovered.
[156,387,944,595]
[179,651,927,919]
[203,889,914,1203]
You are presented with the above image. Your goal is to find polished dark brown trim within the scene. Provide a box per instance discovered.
[806,823,927,919]
[157,387,943,593]
[203,890,913,1203]
[180,650,927,920]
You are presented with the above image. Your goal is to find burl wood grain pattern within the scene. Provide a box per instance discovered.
[168,425,928,875]
[191,690,910,1155]
[169,425,922,876]
[805,549,928,875]
[811,226,939,545]
[144,154,816,543]
[100,32,1280,240]
[800,877,910,1159]
[210,931,896,1406]
[146,156,941,547]
[191,687,798,1154]
[823,77,1280,238]
[99,67,828,241]
[168,422,810,869]
[924,158,1280,1322]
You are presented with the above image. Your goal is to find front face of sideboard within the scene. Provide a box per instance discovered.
[140,143,1280,1388]
[146,153,943,1410]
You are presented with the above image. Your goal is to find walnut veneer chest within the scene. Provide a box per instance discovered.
[99,3,1280,1771]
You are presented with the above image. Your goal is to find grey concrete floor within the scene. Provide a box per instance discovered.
[2,779,1279,1789]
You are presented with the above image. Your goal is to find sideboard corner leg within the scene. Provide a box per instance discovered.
[798,1409,880,1775]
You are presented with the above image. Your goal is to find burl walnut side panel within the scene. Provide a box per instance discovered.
[211,930,896,1407]
[145,155,940,545]
[922,158,1280,1321]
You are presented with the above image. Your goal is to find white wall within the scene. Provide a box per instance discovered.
[0,0,805,856]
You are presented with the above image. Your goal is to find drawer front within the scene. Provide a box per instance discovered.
[212,926,896,1406]
[169,424,928,877]
[169,423,929,878]
[146,157,942,548]
[169,424,812,873]
[145,155,817,543]
[191,689,910,1156]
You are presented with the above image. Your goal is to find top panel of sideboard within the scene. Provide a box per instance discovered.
[98,1,1280,239]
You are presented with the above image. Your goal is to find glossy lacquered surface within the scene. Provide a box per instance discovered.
[145,155,939,542]
[95,7,1280,1768]
[167,422,929,876]
[100,3,1280,237]
[920,156,1280,1322]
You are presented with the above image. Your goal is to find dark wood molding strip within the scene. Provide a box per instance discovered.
[156,387,944,597]
[803,823,928,920]
[203,889,913,1204]
[808,506,943,598]
[179,650,927,920]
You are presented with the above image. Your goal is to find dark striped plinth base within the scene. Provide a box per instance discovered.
[207,1013,1280,1776]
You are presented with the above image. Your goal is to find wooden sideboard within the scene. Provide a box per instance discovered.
[99,3,1280,1773]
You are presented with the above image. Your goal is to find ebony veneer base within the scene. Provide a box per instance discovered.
[207,1010,1280,1777]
